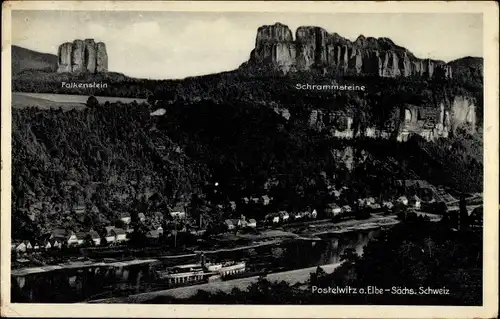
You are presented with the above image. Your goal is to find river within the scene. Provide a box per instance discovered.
[11,227,383,303]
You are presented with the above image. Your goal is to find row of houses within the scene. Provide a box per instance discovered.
[225,215,258,230]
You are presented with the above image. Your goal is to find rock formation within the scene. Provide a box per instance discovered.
[242,23,453,79]
[57,39,108,74]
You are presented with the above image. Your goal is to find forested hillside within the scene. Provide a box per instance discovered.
[12,97,483,240]
[12,102,210,240]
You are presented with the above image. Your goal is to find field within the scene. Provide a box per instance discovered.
[12,92,147,110]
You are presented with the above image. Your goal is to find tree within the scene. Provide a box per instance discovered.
[86,96,99,109]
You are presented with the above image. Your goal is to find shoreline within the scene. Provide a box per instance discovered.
[11,215,404,277]
[90,262,344,303]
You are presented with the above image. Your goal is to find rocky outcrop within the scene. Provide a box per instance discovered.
[57,39,108,74]
[96,42,108,73]
[242,22,453,79]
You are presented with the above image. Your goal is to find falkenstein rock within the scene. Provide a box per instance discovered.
[242,22,453,79]
[57,39,108,74]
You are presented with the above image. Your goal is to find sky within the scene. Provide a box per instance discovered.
[12,11,483,80]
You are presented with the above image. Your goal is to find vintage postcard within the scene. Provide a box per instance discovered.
[1,1,498,318]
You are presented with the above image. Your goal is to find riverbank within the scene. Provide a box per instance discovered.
[11,258,159,277]
[90,262,343,303]
[11,215,401,276]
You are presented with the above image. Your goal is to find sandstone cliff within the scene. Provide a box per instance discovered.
[242,22,453,79]
[57,39,108,74]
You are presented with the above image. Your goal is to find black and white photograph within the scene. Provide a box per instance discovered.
[1,1,498,318]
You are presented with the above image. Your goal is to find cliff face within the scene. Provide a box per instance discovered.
[57,39,108,73]
[306,95,477,141]
[243,23,453,79]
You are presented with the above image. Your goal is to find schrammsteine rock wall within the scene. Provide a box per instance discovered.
[57,39,108,73]
[242,23,453,79]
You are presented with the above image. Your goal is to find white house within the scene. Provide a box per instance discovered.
[325,203,342,217]
[278,211,289,222]
[261,195,271,206]
[247,219,257,228]
[75,232,87,246]
[44,241,52,250]
[310,209,318,219]
[397,196,409,206]
[67,232,80,247]
[105,226,116,244]
[169,203,187,219]
[341,205,352,214]
[225,219,235,230]
[15,242,27,253]
[113,228,127,242]
[138,213,146,223]
[266,213,280,224]
[383,201,394,209]
[89,230,101,246]
[119,213,132,225]
[411,195,421,209]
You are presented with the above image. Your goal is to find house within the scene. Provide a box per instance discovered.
[89,230,101,246]
[146,230,160,239]
[225,219,235,230]
[112,228,127,242]
[66,232,79,247]
[169,203,186,219]
[260,195,271,206]
[368,203,382,210]
[138,213,146,223]
[397,196,409,206]
[333,190,341,197]
[341,205,352,214]
[229,201,237,211]
[72,204,86,214]
[252,197,260,204]
[75,232,87,246]
[119,212,132,225]
[15,242,27,253]
[366,197,376,205]
[357,198,366,207]
[383,201,394,210]
[242,197,250,204]
[50,228,69,241]
[105,226,116,244]
[265,213,280,224]
[153,211,164,222]
[43,241,52,250]
[278,211,289,222]
[230,218,245,228]
[311,209,318,219]
[325,203,342,217]
[411,195,421,209]
[291,211,304,220]
[157,225,164,235]
[247,219,257,228]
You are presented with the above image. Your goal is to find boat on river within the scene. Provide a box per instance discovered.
[156,254,246,286]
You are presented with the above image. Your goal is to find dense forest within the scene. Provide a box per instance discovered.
[143,217,483,305]
[12,94,482,241]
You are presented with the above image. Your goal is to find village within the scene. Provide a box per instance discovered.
[11,179,483,260]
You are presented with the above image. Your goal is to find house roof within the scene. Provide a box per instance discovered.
[51,228,68,237]
[261,195,270,201]
[225,219,234,226]
[138,212,146,217]
[170,204,186,213]
[113,228,127,235]
[248,218,257,224]
[75,232,87,239]
[120,212,131,218]
[146,230,160,238]
[328,203,340,209]
[89,230,100,239]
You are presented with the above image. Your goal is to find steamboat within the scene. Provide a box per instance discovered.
[156,254,246,287]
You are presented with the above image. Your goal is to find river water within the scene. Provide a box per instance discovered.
[11,228,382,303]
